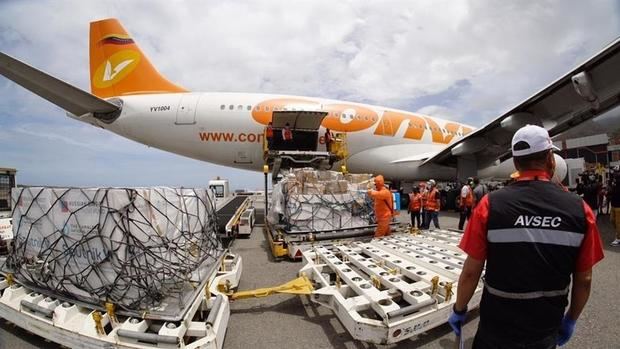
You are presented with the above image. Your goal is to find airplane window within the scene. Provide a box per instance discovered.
[247,105,251,110]
[220,104,225,110]
[372,117,376,121]
[265,106,270,111]
[364,116,368,121]
[255,106,261,111]
[238,105,243,110]
[229,105,234,110]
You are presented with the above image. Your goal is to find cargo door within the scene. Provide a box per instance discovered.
[175,93,201,125]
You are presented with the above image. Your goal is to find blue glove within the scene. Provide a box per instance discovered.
[557,315,577,346]
[448,306,467,336]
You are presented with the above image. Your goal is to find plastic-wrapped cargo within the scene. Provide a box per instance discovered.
[2,187,222,320]
[269,169,375,232]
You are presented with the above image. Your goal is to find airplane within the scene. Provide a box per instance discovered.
[1,18,620,183]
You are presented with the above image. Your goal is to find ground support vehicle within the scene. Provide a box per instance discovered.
[237,207,255,237]
[298,228,482,345]
[0,253,242,349]
[0,168,16,254]
[215,196,250,238]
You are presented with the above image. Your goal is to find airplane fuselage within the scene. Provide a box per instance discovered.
[74,92,479,180]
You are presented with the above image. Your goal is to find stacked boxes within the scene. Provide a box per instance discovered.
[269,169,375,232]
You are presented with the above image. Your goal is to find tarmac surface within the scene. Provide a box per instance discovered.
[1,211,618,349]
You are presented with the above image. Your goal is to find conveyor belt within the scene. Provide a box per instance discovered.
[217,196,249,233]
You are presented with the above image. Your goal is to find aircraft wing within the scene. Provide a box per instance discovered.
[423,37,620,169]
[0,51,120,119]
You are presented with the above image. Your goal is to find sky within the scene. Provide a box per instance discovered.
[0,0,619,189]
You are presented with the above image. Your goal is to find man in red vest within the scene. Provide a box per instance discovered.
[458,177,474,230]
[408,187,422,229]
[449,125,604,348]
[282,122,293,141]
[265,121,274,149]
[423,179,441,229]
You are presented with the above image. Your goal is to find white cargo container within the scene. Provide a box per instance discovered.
[238,207,255,237]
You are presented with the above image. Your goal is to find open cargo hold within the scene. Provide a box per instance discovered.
[1,187,224,321]
[268,168,376,232]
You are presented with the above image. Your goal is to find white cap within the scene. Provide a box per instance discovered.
[511,124,560,157]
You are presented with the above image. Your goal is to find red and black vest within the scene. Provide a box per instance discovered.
[481,179,586,342]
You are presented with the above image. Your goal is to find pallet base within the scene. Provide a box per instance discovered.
[299,229,483,345]
[0,253,242,349]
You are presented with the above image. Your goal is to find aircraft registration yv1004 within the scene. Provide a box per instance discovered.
[1,18,620,181]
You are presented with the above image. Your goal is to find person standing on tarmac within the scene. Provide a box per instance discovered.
[424,179,441,229]
[408,187,423,229]
[581,174,600,219]
[458,178,474,230]
[367,175,393,237]
[472,177,486,208]
[420,182,428,228]
[448,125,604,348]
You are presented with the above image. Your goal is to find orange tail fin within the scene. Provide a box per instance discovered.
[89,18,187,98]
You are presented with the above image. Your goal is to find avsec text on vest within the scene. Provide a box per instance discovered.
[514,215,561,228]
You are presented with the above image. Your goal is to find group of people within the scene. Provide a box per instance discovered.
[406,180,442,230]
[370,125,608,347]
[457,177,488,230]
[265,121,293,148]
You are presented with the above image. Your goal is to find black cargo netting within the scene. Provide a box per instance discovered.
[2,187,222,314]
[280,184,375,232]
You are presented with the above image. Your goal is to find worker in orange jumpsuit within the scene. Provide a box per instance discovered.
[367,175,394,237]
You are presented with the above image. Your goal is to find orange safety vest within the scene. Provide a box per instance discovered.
[266,126,273,138]
[409,193,422,211]
[424,188,440,211]
[461,185,474,208]
[283,128,293,140]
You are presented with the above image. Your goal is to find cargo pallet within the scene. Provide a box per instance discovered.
[266,223,379,260]
[299,229,483,345]
[0,253,242,349]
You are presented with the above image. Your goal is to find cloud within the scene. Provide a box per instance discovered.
[0,0,618,187]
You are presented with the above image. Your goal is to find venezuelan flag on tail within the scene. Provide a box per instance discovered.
[89,18,186,98]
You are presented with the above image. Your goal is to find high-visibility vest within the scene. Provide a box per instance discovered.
[461,185,474,208]
[283,128,292,140]
[266,126,273,138]
[424,189,440,211]
[409,193,422,211]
